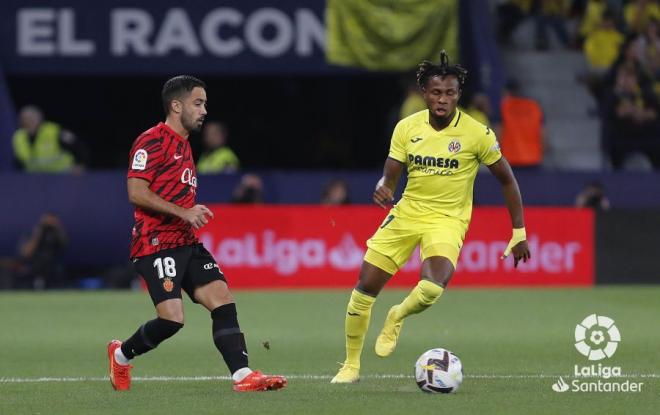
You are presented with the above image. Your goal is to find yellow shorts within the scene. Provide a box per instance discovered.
[364,209,468,275]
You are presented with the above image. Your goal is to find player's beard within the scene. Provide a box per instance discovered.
[181,111,204,133]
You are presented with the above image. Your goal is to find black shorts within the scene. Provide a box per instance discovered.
[133,243,226,306]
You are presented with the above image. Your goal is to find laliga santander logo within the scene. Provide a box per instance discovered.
[132,149,148,170]
[551,314,643,393]
[574,314,621,361]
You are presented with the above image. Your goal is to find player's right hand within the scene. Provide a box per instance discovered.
[373,185,394,209]
[182,204,214,229]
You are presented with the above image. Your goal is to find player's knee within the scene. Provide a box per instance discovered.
[158,309,185,324]
[357,262,392,296]
[156,298,185,323]
[194,280,234,309]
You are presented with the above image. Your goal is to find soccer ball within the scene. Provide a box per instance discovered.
[414,348,463,393]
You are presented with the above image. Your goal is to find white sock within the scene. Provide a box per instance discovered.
[232,367,253,382]
[114,347,130,365]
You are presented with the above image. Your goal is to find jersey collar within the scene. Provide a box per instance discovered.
[158,122,187,142]
[425,109,462,130]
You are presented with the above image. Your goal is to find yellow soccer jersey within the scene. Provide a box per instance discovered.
[388,109,501,222]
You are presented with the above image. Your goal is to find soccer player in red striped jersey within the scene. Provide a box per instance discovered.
[107,75,286,392]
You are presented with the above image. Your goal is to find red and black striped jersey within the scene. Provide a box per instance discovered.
[127,122,198,258]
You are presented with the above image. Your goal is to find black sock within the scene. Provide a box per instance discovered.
[211,303,248,374]
[121,318,183,359]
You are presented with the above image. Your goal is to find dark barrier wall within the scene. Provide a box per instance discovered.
[1,173,133,266]
[596,210,660,284]
[2,171,660,266]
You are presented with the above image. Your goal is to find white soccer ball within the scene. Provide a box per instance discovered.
[414,348,463,393]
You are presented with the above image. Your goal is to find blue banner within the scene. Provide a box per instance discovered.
[0,0,334,74]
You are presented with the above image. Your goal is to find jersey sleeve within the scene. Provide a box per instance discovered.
[477,125,502,166]
[127,135,164,182]
[388,120,408,163]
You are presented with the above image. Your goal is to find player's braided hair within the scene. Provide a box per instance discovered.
[416,51,467,90]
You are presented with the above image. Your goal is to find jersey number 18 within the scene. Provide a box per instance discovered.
[153,257,177,279]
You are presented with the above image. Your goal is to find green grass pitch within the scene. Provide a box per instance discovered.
[0,287,658,414]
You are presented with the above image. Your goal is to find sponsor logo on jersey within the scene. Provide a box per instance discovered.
[132,149,148,170]
[174,154,183,160]
[181,168,198,188]
[408,154,459,169]
[408,153,460,176]
[203,262,219,270]
[411,137,423,143]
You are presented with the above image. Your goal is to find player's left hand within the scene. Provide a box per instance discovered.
[510,241,531,268]
[501,228,531,268]
[182,204,215,229]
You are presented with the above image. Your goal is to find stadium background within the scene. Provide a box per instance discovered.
[0,1,658,414]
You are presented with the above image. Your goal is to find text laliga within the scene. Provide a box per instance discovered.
[574,364,621,379]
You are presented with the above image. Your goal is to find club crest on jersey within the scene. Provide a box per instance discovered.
[151,237,159,246]
[181,168,198,188]
[448,140,461,153]
[132,149,148,170]
[162,278,174,293]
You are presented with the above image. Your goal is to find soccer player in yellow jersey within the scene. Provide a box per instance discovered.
[331,52,531,383]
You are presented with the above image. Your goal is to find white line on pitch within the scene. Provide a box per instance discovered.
[0,373,658,383]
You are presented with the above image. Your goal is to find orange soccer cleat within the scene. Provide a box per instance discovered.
[107,340,132,391]
[232,370,287,392]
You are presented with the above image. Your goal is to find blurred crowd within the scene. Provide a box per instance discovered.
[580,0,660,169]
[496,0,660,169]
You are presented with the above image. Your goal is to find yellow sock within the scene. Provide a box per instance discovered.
[394,279,444,321]
[344,289,376,368]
